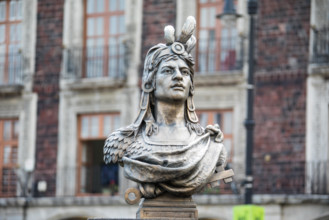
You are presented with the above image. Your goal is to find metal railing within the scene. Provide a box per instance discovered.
[200,161,328,195]
[312,27,329,64]
[78,164,119,195]
[253,161,306,194]
[1,161,328,198]
[1,167,18,197]
[196,36,243,73]
[253,160,328,195]
[63,44,126,79]
[0,52,24,85]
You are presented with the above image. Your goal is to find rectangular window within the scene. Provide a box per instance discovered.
[196,0,238,73]
[197,109,233,161]
[77,113,120,196]
[0,118,19,197]
[84,0,125,78]
[311,0,329,64]
[0,0,23,84]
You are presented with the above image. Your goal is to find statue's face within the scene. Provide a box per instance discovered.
[154,58,192,103]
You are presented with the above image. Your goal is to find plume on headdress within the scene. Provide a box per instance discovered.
[186,35,196,53]
[178,16,196,44]
[164,25,175,44]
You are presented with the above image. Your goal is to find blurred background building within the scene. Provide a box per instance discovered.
[0,0,328,219]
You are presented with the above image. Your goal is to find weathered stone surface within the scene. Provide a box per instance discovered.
[136,194,198,219]
[104,16,229,201]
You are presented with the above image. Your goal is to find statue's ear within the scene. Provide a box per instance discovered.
[142,70,155,93]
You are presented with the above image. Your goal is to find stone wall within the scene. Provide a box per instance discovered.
[33,0,65,196]
[253,0,310,194]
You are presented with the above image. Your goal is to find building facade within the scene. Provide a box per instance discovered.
[0,0,328,219]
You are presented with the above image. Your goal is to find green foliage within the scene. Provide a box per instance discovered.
[233,205,264,220]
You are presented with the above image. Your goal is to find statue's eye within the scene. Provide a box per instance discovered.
[181,69,190,75]
[163,68,173,74]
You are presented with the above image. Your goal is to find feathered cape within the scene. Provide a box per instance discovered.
[104,126,226,197]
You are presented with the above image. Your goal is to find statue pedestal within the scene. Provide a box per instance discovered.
[137,194,198,219]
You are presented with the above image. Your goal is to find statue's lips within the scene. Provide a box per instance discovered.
[171,84,185,90]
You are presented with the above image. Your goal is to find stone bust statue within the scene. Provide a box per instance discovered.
[104,16,229,200]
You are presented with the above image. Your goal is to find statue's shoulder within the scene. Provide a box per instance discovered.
[104,126,136,164]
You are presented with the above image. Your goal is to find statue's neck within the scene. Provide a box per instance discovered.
[148,100,191,144]
[154,101,186,128]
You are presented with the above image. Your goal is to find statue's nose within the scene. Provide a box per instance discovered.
[172,68,183,80]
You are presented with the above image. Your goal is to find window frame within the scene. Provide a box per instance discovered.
[195,0,238,73]
[0,0,23,84]
[196,0,222,72]
[0,118,19,197]
[76,112,120,196]
[82,0,125,78]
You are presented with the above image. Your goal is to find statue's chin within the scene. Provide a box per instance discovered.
[155,94,188,103]
[171,95,188,102]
